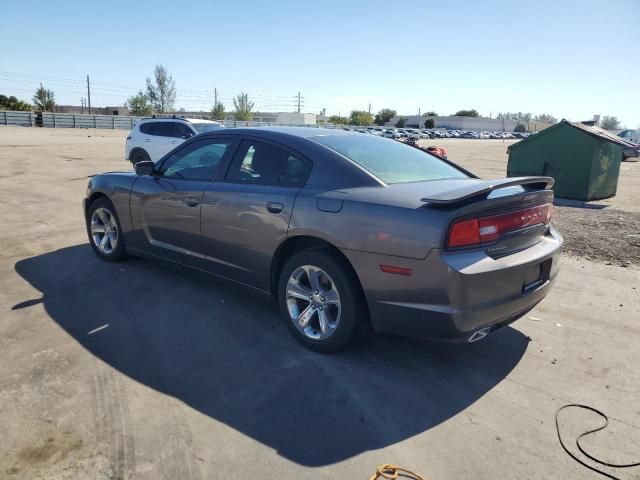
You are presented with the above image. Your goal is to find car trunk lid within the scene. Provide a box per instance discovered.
[420,176,555,257]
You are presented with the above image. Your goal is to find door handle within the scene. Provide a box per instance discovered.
[266,201,284,213]
[185,197,199,207]
[171,140,178,144]
[145,138,151,142]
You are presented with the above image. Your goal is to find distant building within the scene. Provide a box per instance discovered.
[53,105,129,115]
[386,115,518,132]
[219,111,317,125]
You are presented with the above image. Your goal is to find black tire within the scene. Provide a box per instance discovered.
[130,148,150,165]
[86,198,127,262]
[277,249,366,353]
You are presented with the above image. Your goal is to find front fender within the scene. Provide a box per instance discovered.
[85,173,137,234]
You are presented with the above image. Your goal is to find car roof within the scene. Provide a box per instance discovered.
[198,126,360,140]
[137,117,218,124]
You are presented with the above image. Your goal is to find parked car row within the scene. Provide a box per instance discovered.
[338,126,535,140]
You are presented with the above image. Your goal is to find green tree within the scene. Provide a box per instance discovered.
[534,113,557,124]
[211,101,226,120]
[600,116,620,130]
[423,111,437,117]
[395,117,407,127]
[454,109,479,117]
[424,118,435,128]
[233,92,254,120]
[349,110,373,126]
[514,123,526,132]
[146,64,176,113]
[32,85,55,111]
[373,108,397,126]
[126,91,153,116]
[328,115,348,125]
[0,94,31,111]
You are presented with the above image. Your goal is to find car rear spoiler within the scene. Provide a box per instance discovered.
[420,176,554,205]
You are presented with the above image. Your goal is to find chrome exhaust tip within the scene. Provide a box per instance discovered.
[468,327,492,343]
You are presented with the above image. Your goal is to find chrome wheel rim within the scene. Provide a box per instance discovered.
[286,265,341,340]
[91,207,118,254]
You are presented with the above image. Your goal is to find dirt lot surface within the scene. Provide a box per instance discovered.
[1,127,639,480]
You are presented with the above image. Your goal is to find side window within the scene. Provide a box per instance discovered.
[139,122,156,135]
[159,139,232,181]
[174,122,195,138]
[225,140,309,186]
[155,122,175,137]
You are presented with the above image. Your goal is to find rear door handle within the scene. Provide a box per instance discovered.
[171,140,178,144]
[185,197,199,207]
[145,138,151,142]
[266,201,284,213]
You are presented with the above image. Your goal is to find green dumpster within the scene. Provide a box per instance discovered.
[507,120,626,201]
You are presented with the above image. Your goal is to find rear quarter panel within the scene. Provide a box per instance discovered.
[288,188,450,259]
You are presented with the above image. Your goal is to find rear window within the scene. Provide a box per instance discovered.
[311,134,469,184]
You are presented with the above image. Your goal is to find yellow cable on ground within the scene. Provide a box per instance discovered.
[370,464,426,480]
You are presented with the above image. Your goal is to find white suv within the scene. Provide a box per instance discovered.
[125,117,224,163]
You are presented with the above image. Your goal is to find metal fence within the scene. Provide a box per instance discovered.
[0,111,140,129]
[0,110,339,130]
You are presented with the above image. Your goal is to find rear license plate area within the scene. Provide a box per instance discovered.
[522,259,552,293]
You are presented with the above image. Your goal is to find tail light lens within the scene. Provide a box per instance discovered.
[447,203,553,249]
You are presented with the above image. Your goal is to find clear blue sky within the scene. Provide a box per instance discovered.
[1,0,639,126]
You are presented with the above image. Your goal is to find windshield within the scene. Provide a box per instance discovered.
[191,123,224,133]
[311,134,469,183]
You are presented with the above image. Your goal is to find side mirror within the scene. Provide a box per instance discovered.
[181,133,193,139]
[134,160,155,176]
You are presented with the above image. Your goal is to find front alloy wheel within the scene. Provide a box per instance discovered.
[91,207,119,255]
[86,198,126,261]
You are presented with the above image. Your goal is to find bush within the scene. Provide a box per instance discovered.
[514,123,526,132]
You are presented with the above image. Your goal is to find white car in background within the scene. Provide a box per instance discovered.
[125,117,224,163]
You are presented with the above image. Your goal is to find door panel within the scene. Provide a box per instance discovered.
[201,183,299,289]
[130,178,205,264]
[128,137,236,265]
[198,138,310,290]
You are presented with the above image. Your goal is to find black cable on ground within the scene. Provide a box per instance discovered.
[555,404,640,480]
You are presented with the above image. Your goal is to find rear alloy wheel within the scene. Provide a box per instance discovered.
[278,250,365,353]
[87,199,126,261]
[286,265,342,341]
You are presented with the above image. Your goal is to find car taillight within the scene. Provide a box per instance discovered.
[447,203,553,249]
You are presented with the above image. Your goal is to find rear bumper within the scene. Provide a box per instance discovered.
[342,227,563,342]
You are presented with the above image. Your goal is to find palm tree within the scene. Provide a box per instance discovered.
[32,84,55,112]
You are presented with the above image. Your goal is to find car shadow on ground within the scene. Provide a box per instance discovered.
[15,244,529,467]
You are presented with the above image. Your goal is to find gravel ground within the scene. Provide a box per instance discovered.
[553,205,640,267]
[553,205,640,266]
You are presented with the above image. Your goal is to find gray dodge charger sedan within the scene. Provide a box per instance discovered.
[83,127,562,352]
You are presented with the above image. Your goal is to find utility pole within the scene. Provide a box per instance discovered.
[297,91,301,113]
[80,98,85,114]
[418,107,421,116]
[214,88,218,108]
[86,75,92,114]
[368,103,371,114]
